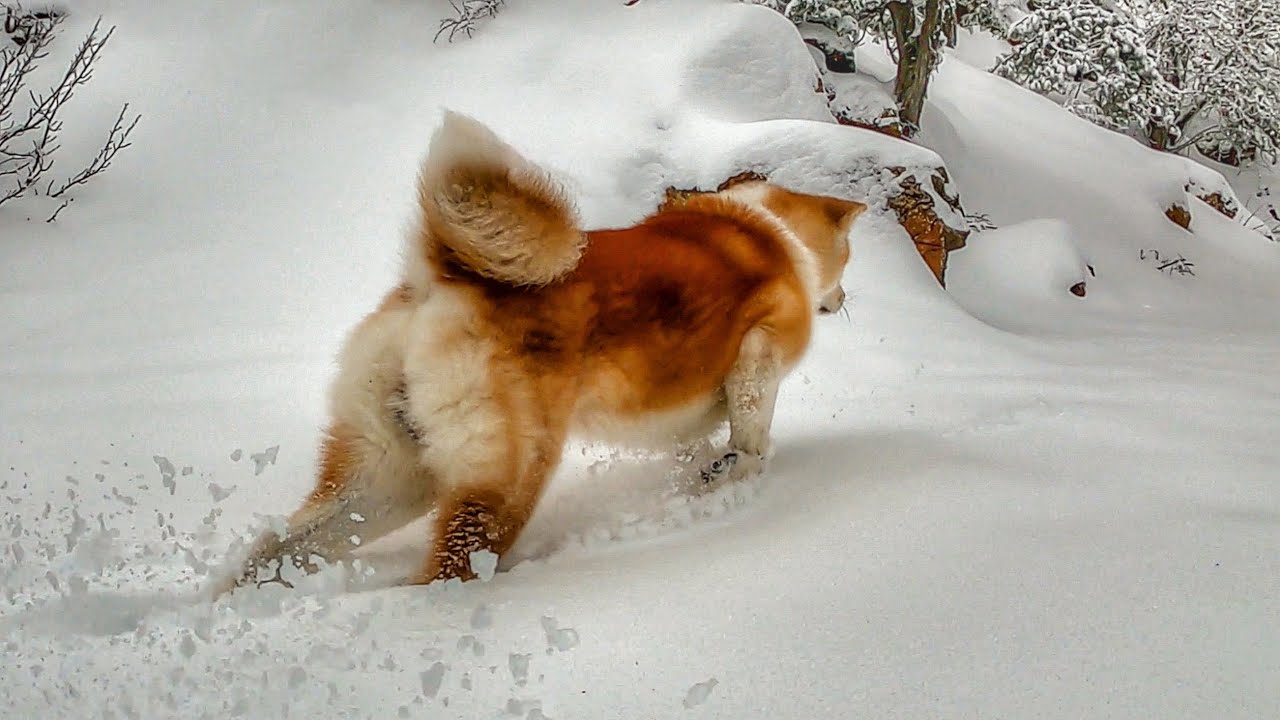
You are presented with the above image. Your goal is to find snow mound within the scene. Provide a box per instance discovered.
[669,116,949,206]
[915,38,1280,314]
[439,0,959,231]
[677,4,832,124]
[947,219,1090,328]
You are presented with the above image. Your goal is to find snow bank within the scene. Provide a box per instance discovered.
[917,39,1276,313]
[423,0,963,235]
[675,5,832,124]
[668,116,945,206]
[947,219,1091,330]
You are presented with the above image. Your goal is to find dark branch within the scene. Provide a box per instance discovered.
[1,7,138,214]
[49,103,140,198]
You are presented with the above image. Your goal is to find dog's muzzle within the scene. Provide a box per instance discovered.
[819,285,846,314]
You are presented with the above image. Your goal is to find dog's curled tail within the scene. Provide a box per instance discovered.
[412,110,584,287]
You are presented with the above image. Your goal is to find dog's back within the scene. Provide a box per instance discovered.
[215,112,862,595]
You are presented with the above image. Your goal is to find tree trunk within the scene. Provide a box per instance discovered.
[946,0,963,47]
[888,0,946,135]
[1145,121,1173,151]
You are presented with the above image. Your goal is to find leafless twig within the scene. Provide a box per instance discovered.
[962,210,997,232]
[1140,248,1196,276]
[1240,186,1280,242]
[1,6,141,217]
[44,194,68,221]
[48,103,138,197]
[434,0,505,43]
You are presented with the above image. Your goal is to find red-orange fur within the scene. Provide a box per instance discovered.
[214,114,863,596]
[434,195,814,418]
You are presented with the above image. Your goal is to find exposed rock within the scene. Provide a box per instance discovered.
[803,36,855,73]
[885,166,969,285]
[1165,204,1191,230]
[814,66,907,139]
[1193,190,1238,219]
[661,171,767,209]
[834,107,908,140]
[1183,177,1241,221]
[799,23,907,140]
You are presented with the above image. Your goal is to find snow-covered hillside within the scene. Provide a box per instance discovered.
[2,1,1277,718]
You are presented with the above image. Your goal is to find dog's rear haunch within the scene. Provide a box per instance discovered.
[212,111,863,595]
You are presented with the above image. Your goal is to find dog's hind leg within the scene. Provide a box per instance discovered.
[404,367,570,585]
[212,422,434,596]
[414,424,566,584]
[704,327,782,483]
[416,477,549,584]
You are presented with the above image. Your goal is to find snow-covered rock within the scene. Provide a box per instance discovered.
[947,218,1091,326]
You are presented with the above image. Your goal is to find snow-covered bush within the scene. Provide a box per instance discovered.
[748,0,870,39]
[1139,0,1280,166]
[993,0,1280,167]
[992,0,1176,136]
[955,0,1016,35]
[749,0,997,134]
[1,6,139,220]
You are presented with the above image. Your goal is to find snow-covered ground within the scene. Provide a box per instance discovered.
[2,1,1278,718]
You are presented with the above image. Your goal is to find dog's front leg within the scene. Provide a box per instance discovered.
[704,327,781,483]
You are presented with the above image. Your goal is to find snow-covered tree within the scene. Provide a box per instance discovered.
[749,0,871,41]
[993,0,1280,166]
[1138,0,1280,165]
[955,0,1017,36]
[750,0,995,134]
[992,0,1177,136]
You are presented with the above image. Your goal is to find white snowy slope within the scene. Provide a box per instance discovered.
[2,1,1278,718]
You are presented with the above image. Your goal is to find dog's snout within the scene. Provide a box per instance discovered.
[819,285,846,314]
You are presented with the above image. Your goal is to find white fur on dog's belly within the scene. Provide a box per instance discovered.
[570,394,726,448]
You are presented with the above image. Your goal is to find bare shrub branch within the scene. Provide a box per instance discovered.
[1,5,141,216]
[48,102,138,197]
[434,0,505,43]
[44,194,68,221]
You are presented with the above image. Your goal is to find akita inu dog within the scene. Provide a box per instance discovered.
[215,112,863,593]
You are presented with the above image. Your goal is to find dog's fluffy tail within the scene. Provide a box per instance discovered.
[410,110,584,288]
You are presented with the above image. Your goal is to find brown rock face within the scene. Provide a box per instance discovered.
[833,108,907,140]
[885,168,969,286]
[661,172,766,210]
[1195,191,1237,219]
[1165,204,1192,229]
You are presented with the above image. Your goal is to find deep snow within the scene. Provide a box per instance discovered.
[2,1,1278,718]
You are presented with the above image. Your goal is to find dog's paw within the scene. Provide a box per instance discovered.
[699,450,766,485]
[698,452,738,484]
